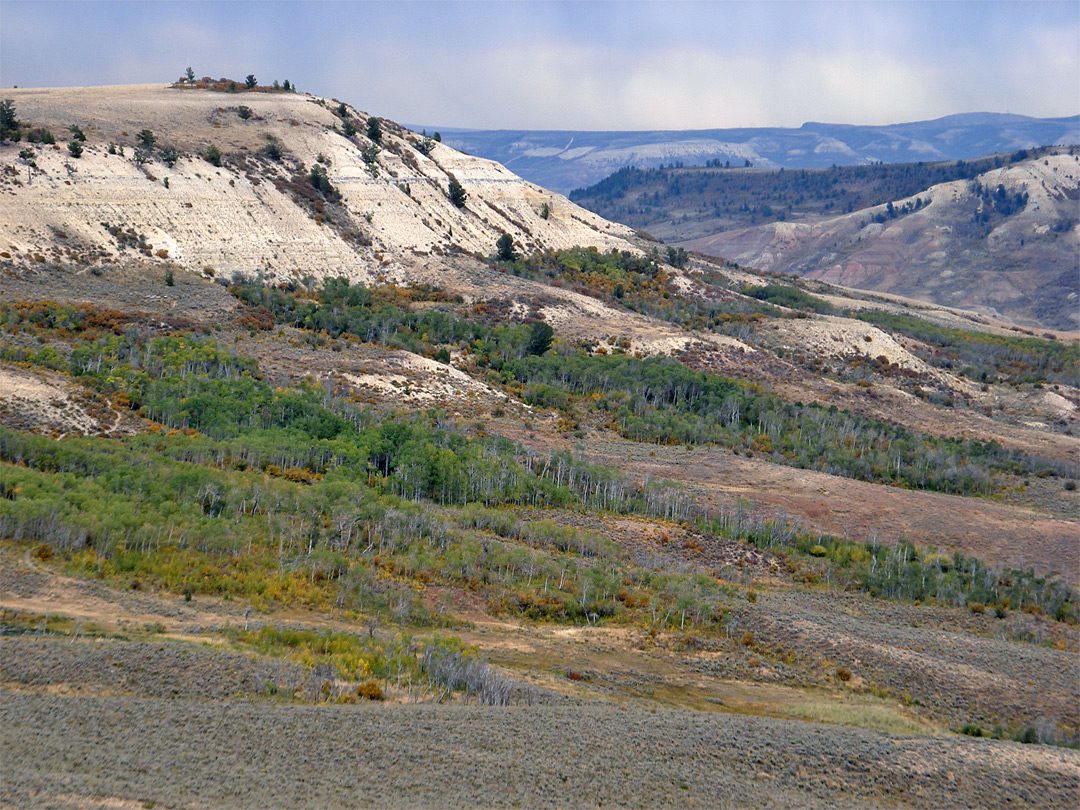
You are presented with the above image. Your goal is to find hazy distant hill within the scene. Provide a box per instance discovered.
[675,151,1080,330]
[427,113,1080,194]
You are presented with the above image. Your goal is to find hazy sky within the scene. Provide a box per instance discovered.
[1,1,1076,130]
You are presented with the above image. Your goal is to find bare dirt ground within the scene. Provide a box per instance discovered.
[0,365,102,436]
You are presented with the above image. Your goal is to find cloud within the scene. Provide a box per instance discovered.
[1,0,1076,129]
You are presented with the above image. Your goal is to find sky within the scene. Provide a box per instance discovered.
[1,1,1077,131]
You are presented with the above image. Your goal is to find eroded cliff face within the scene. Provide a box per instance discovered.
[681,152,1080,330]
[0,84,634,286]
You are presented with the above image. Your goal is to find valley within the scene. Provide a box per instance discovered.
[570,150,1080,331]
[0,83,1077,810]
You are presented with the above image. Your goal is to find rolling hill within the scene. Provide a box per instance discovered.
[570,150,1080,331]
[1,83,1078,810]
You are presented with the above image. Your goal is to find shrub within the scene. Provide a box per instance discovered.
[809,544,827,557]
[309,163,334,195]
[0,99,19,139]
[526,321,554,356]
[665,246,689,268]
[26,127,55,144]
[137,129,156,149]
[835,666,852,681]
[366,117,382,144]
[205,145,222,166]
[261,137,283,161]
[69,124,86,142]
[67,141,83,158]
[160,145,179,167]
[960,722,984,737]
[448,178,467,208]
[245,74,258,90]
[967,601,986,614]
[356,680,384,700]
[496,233,518,262]
[237,105,252,120]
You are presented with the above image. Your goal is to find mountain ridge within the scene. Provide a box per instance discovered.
[424,113,1080,194]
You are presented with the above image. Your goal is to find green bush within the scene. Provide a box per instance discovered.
[496,233,518,262]
[747,284,835,314]
[160,145,179,167]
[366,117,382,144]
[448,178,467,208]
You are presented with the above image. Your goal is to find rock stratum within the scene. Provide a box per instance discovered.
[0,84,633,286]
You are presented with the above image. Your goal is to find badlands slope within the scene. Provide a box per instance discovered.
[681,153,1080,330]
[0,84,633,284]
[1,85,752,357]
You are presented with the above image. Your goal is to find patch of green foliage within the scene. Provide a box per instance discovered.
[702,504,1076,623]
[745,283,835,315]
[0,422,726,630]
[0,321,727,631]
[853,309,1079,386]
[495,352,1049,496]
[493,247,779,334]
[231,278,551,365]
[2,296,1073,630]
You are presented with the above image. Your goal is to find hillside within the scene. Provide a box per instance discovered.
[568,150,1055,237]
[570,151,1080,331]
[681,153,1080,331]
[432,113,1080,194]
[1,84,1078,809]
[0,84,632,282]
